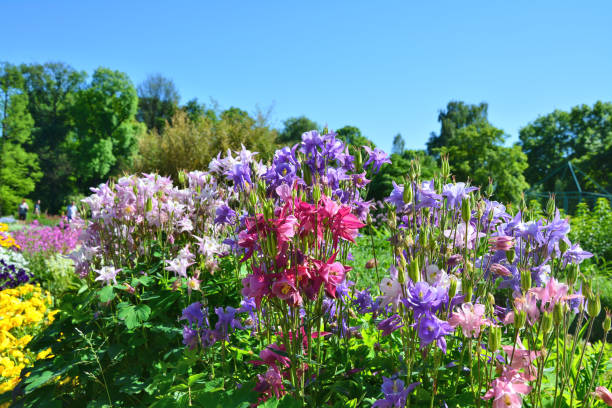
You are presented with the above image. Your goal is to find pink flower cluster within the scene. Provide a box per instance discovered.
[239,194,365,307]
[13,219,81,256]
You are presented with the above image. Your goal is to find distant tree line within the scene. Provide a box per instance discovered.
[1,61,611,214]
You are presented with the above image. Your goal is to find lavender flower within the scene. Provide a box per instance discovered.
[415,311,453,353]
[215,204,237,225]
[442,182,478,209]
[386,182,405,211]
[373,376,419,407]
[182,326,199,350]
[378,314,404,336]
[363,146,391,173]
[94,266,121,286]
[180,302,206,327]
[225,163,252,191]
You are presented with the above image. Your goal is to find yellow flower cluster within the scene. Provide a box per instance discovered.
[0,284,56,394]
[0,224,19,250]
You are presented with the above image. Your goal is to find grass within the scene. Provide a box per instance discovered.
[348,227,393,291]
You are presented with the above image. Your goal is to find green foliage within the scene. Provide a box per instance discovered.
[391,134,405,155]
[336,125,374,150]
[0,62,41,214]
[347,228,392,290]
[135,108,277,180]
[19,62,87,213]
[27,252,81,298]
[429,101,529,203]
[277,116,318,146]
[71,67,143,189]
[519,101,612,193]
[571,198,612,261]
[137,74,180,132]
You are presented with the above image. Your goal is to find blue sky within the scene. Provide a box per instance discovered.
[2,1,611,153]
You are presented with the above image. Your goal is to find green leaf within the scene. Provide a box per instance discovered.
[117,302,151,329]
[97,285,115,302]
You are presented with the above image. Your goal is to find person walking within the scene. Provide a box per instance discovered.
[18,200,29,221]
[67,201,77,221]
[34,200,41,217]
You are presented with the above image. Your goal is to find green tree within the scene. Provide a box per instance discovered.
[519,101,612,193]
[19,62,87,212]
[392,133,405,155]
[429,101,528,203]
[277,116,319,146]
[71,68,143,189]
[336,125,374,149]
[427,101,488,157]
[0,63,41,214]
[137,74,180,132]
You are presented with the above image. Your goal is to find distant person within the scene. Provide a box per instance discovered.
[67,201,77,221]
[34,200,41,216]
[18,200,29,221]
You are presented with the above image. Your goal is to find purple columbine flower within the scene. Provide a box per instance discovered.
[182,326,200,350]
[373,376,420,407]
[354,289,376,314]
[225,163,252,191]
[562,243,592,266]
[363,146,391,173]
[215,204,236,225]
[386,181,405,211]
[442,182,478,209]
[415,311,453,353]
[300,130,323,156]
[214,306,243,339]
[180,302,206,327]
[414,180,442,210]
[377,314,404,336]
[402,281,446,316]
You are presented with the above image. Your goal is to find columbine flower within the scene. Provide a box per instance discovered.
[373,376,419,407]
[165,256,194,279]
[182,326,199,350]
[95,266,121,286]
[443,182,478,209]
[214,306,243,340]
[490,263,512,277]
[363,146,391,173]
[225,163,252,191]
[378,314,404,336]
[215,204,236,225]
[448,303,491,338]
[489,236,514,252]
[483,370,532,408]
[594,386,612,406]
[180,302,206,327]
[380,274,403,311]
[403,281,446,316]
[186,276,201,295]
[415,311,453,353]
[386,182,405,211]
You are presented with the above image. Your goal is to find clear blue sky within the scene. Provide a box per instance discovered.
[2,1,611,153]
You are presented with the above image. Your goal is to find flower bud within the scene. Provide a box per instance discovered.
[546,195,556,219]
[587,293,601,318]
[441,156,450,179]
[486,179,495,198]
[567,264,578,285]
[302,162,313,185]
[448,276,458,299]
[488,326,498,352]
[553,302,564,326]
[583,281,592,298]
[365,259,378,269]
[403,183,412,205]
[355,149,363,173]
[461,197,471,223]
[177,170,186,186]
[367,214,373,226]
[514,310,526,330]
[520,269,531,292]
[312,185,321,204]
[408,258,420,283]
[145,197,153,213]
[603,311,611,333]
[462,278,472,302]
[506,249,516,264]
[542,311,553,335]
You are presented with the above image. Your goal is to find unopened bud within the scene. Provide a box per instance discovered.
[355,149,363,173]
[603,311,611,333]
[145,197,153,213]
[403,184,412,205]
[462,278,472,302]
[302,162,313,185]
[506,249,516,264]
[567,264,578,285]
[312,185,321,203]
[546,195,556,218]
[587,294,601,318]
[365,259,378,269]
[520,269,531,292]
[461,198,471,223]
[448,276,458,299]
[515,310,526,330]
[553,302,564,326]
[408,258,420,283]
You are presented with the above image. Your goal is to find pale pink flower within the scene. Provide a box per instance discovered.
[594,386,612,406]
[449,303,491,338]
[483,369,532,408]
[501,337,542,381]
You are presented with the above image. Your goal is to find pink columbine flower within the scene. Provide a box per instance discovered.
[271,277,302,306]
[490,263,512,277]
[504,292,540,326]
[489,236,515,252]
[449,303,491,338]
[483,369,532,408]
[501,337,542,381]
[528,277,581,312]
[594,386,612,406]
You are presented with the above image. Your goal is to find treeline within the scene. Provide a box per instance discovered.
[1,61,611,214]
